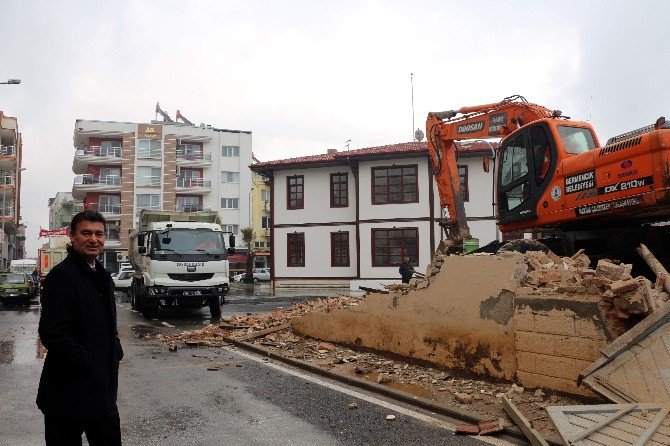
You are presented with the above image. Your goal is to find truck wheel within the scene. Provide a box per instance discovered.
[139,284,158,319]
[208,296,222,317]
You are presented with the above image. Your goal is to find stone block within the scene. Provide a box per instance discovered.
[515,331,558,354]
[596,259,626,281]
[516,351,536,373]
[533,353,578,380]
[514,313,535,332]
[534,313,576,336]
[516,370,595,397]
[610,279,640,295]
[575,317,608,340]
[554,336,603,361]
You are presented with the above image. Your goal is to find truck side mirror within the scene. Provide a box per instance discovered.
[138,246,146,255]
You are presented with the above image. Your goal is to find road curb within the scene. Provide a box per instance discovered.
[226,337,561,445]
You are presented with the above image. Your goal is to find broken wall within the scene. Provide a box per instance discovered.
[292,255,524,380]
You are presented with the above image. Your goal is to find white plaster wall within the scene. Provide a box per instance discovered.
[359,220,433,279]
[460,156,497,246]
[358,157,432,221]
[273,165,356,226]
[274,225,357,278]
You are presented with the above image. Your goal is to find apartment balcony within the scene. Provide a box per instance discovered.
[176,148,213,168]
[105,227,121,247]
[0,145,17,171]
[176,204,212,212]
[84,203,122,219]
[0,176,16,198]
[72,145,122,174]
[0,204,15,224]
[175,177,212,195]
[72,174,121,200]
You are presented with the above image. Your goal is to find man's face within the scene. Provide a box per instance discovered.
[70,220,105,262]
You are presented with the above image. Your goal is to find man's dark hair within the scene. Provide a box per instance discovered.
[70,210,107,234]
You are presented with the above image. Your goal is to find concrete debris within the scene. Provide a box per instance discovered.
[455,392,473,404]
[385,415,396,421]
[455,419,505,436]
[348,402,358,410]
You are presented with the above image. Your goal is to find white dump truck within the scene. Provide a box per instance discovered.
[128,210,235,319]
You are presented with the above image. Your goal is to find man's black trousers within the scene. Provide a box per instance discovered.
[44,410,121,446]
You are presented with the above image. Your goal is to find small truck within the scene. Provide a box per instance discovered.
[128,210,235,319]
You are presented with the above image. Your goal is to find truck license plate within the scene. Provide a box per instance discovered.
[183,290,202,296]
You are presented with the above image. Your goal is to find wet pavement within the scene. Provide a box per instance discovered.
[0,285,519,446]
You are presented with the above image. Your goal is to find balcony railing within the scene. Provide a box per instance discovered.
[1,205,14,217]
[105,227,120,240]
[85,203,121,214]
[74,174,121,186]
[136,206,161,216]
[0,176,15,187]
[75,146,121,158]
[176,204,212,212]
[176,149,212,162]
[136,176,161,187]
[0,146,15,156]
[176,178,211,188]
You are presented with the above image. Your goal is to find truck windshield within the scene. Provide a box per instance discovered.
[558,125,596,155]
[0,274,26,284]
[154,229,226,254]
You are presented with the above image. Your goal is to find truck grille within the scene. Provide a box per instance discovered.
[167,273,214,282]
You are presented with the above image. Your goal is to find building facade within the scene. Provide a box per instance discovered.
[250,169,271,268]
[251,142,496,289]
[48,192,81,230]
[71,119,253,272]
[0,111,24,268]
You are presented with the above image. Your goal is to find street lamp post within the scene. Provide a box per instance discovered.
[0,79,21,85]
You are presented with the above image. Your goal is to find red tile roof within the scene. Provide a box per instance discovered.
[251,140,497,170]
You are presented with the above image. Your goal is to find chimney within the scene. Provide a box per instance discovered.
[327,149,338,155]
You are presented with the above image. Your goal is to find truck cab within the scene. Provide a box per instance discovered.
[129,211,235,319]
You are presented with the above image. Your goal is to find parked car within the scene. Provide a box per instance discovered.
[0,273,33,306]
[232,268,271,282]
[113,270,133,293]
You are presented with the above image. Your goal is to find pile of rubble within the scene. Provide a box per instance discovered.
[151,295,363,348]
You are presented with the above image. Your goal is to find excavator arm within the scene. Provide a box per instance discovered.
[426,95,556,250]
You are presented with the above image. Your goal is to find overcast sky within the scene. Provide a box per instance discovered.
[2,0,669,257]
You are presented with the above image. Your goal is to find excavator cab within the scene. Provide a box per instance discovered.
[497,121,560,225]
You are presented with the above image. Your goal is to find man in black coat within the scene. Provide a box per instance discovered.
[37,210,123,445]
[399,255,415,284]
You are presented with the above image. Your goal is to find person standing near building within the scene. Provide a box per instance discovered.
[37,210,123,445]
[399,254,415,284]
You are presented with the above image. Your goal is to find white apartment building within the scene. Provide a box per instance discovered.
[71,119,252,272]
[250,141,496,289]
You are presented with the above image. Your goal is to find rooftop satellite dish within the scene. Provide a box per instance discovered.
[414,128,425,142]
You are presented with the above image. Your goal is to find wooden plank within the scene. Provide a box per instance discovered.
[577,413,670,446]
[637,244,670,295]
[237,324,291,341]
[501,396,550,446]
[636,347,670,401]
[633,408,670,446]
[648,336,670,398]
[571,405,637,443]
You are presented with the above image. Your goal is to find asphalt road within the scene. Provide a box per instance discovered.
[0,285,523,446]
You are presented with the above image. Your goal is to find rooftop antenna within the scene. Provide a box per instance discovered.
[345,139,351,151]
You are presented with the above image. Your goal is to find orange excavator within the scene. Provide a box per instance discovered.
[426,95,670,260]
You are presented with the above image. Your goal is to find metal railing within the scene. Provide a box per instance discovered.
[74,146,122,158]
[105,227,120,240]
[85,203,121,214]
[176,177,211,188]
[176,149,212,162]
[74,174,121,186]
[176,204,212,212]
[1,205,14,217]
[135,206,161,216]
[136,176,161,187]
[0,146,15,156]
[0,176,15,187]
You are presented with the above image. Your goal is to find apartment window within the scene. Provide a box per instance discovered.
[330,173,348,207]
[372,228,418,266]
[287,175,304,210]
[100,140,121,157]
[222,146,240,157]
[254,241,266,249]
[221,171,240,183]
[221,198,239,209]
[287,233,305,267]
[458,165,469,202]
[331,232,350,267]
[99,195,120,213]
[137,139,162,158]
[100,167,121,186]
[136,194,160,213]
[137,166,161,186]
[372,165,418,204]
[177,196,200,212]
[261,216,270,229]
[261,189,270,203]
[177,143,202,159]
[223,224,239,236]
